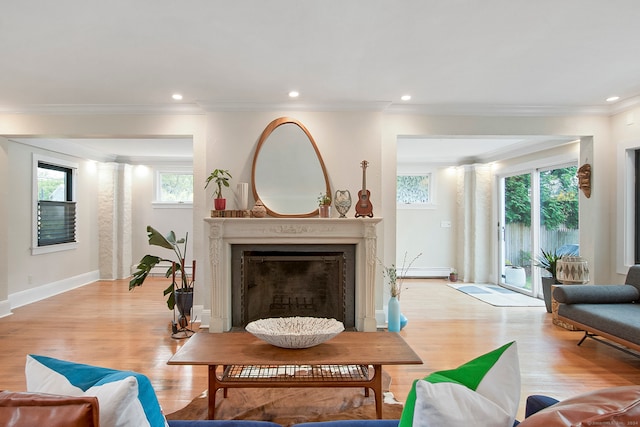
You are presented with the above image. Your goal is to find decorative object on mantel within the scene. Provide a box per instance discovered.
[378,252,422,332]
[236,182,249,210]
[210,209,251,218]
[251,199,267,218]
[245,317,344,348]
[355,160,374,218]
[577,163,591,198]
[129,226,195,338]
[334,189,352,218]
[205,168,232,210]
[317,191,332,218]
[557,256,590,284]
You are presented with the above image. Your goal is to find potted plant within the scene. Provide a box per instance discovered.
[129,226,195,331]
[205,169,232,211]
[449,268,458,282]
[377,252,422,331]
[317,192,331,218]
[535,248,561,313]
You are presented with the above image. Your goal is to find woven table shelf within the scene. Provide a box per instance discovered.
[221,364,370,383]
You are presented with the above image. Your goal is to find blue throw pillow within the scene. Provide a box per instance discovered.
[26,354,168,427]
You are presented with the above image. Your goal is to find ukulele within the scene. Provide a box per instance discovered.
[355,160,374,218]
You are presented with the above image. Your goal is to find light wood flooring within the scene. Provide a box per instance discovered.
[1,278,639,420]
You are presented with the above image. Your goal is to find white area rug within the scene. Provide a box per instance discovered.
[448,283,546,307]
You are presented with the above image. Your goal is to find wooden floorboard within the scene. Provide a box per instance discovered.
[1,277,639,421]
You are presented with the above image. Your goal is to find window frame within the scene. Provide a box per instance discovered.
[32,154,78,255]
[396,171,436,209]
[153,167,194,206]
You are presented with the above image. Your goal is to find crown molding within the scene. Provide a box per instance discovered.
[0,104,205,115]
[609,95,640,115]
[1,99,638,117]
[384,103,613,117]
[197,101,392,112]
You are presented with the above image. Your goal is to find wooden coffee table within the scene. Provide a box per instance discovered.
[168,331,422,419]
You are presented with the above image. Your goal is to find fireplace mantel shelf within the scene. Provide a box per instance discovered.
[205,217,382,333]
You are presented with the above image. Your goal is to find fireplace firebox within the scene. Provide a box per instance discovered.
[231,244,356,328]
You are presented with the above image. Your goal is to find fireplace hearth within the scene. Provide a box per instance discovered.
[231,245,356,328]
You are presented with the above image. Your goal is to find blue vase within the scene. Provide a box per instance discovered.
[388,296,401,332]
[400,313,408,330]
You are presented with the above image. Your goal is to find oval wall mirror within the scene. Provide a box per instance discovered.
[252,117,330,217]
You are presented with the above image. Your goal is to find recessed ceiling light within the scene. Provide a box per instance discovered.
[401,95,411,101]
[172,93,183,101]
[606,96,620,102]
[289,91,300,98]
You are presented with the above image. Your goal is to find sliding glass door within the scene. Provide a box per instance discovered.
[499,164,578,298]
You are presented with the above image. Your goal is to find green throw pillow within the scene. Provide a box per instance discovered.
[399,341,520,427]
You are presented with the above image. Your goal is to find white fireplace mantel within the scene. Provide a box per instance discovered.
[205,217,383,332]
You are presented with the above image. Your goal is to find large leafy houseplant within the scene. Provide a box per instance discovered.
[129,226,194,310]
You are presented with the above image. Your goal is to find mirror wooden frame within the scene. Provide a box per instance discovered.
[251,117,331,218]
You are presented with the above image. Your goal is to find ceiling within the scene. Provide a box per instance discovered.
[3,1,639,162]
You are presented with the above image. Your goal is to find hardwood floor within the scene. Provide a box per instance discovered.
[1,277,639,421]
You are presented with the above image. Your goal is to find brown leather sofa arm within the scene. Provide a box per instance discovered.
[0,391,100,427]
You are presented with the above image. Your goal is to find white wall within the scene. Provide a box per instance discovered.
[130,165,194,272]
[0,137,9,316]
[396,167,457,275]
[611,106,640,278]
[5,140,100,306]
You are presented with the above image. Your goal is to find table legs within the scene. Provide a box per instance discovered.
[371,364,383,419]
[208,365,217,420]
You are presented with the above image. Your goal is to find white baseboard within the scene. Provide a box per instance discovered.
[9,270,100,309]
[0,299,11,318]
[375,309,387,329]
[401,267,451,278]
[198,307,210,329]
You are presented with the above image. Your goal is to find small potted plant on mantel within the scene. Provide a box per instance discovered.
[205,169,232,211]
[318,192,332,218]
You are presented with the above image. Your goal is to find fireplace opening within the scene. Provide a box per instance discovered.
[231,244,355,328]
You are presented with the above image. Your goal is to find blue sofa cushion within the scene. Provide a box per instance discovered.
[168,422,282,427]
[524,395,559,418]
[557,303,640,346]
[625,265,640,294]
[292,421,399,427]
[553,285,639,304]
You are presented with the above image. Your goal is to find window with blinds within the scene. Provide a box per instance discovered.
[36,161,76,247]
[37,200,76,245]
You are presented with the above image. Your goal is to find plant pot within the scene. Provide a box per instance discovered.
[541,277,558,313]
[214,198,226,211]
[318,205,331,218]
[449,273,458,282]
[175,288,194,327]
